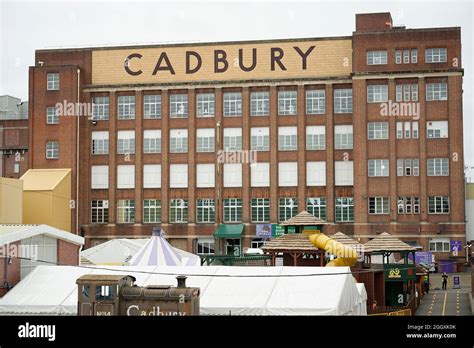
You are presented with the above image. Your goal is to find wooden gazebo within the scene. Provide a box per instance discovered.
[279,210,328,230]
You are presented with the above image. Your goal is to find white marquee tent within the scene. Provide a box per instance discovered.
[0,265,367,316]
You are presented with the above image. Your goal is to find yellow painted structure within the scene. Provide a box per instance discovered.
[21,169,72,232]
[307,231,358,267]
[0,177,23,224]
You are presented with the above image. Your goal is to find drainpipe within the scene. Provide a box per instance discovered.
[76,68,81,235]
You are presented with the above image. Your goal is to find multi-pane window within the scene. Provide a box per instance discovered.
[396,83,418,102]
[306,90,325,114]
[426,83,448,101]
[91,200,109,224]
[398,197,417,214]
[170,94,188,117]
[367,50,387,65]
[170,129,188,153]
[429,239,450,252]
[279,198,298,222]
[306,126,325,150]
[403,49,410,64]
[396,121,418,139]
[197,93,215,117]
[46,107,59,124]
[223,128,242,151]
[143,95,161,119]
[425,48,447,63]
[170,199,188,223]
[196,128,215,152]
[117,200,135,223]
[396,49,417,64]
[427,158,449,176]
[92,97,109,120]
[368,122,388,140]
[395,50,402,64]
[251,198,270,223]
[397,196,404,214]
[428,196,450,214]
[143,130,161,153]
[334,89,353,113]
[46,141,59,159]
[117,130,135,154]
[278,127,297,151]
[306,198,326,220]
[197,239,215,255]
[427,121,448,138]
[91,165,109,189]
[278,90,297,115]
[196,164,215,188]
[368,159,389,177]
[223,198,242,223]
[412,122,419,139]
[251,127,269,151]
[334,125,353,149]
[405,196,412,214]
[117,165,135,189]
[335,197,354,222]
[367,85,388,103]
[368,197,389,214]
[143,199,161,223]
[411,49,418,63]
[92,131,109,155]
[117,96,135,119]
[397,159,420,176]
[251,91,269,116]
[47,73,59,90]
[196,199,215,223]
[223,92,242,116]
[414,197,420,214]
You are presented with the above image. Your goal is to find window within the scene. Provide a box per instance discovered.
[397,159,419,177]
[306,90,325,114]
[396,122,403,139]
[143,130,161,153]
[428,196,450,214]
[14,163,19,173]
[368,159,389,177]
[196,199,215,223]
[251,127,270,151]
[396,49,417,64]
[335,197,354,222]
[223,198,242,223]
[143,199,161,223]
[307,162,326,186]
[429,238,450,252]
[425,48,447,63]
[197,239,215,255]
[414,197,420,214]
[196,128,215,152]
[396,83,418,102]
[278,90,297,115]
[47,73,59,90]
[335,161,353,186]
[306,126,325,150]
[197,93,215,117]
[251,239,266,249]
[117,130,135,154]
[92,131,109,155]
[405,159,412,176]
[413,159,420,176]
[427,121,448,138]
[20,235,57,278]
[426,83,447,101]
[411,49,418,63]
[368,122,388,140]
[91,165,109,189]
[117,165,135,189]
[412,121,419,139]
[405,196,412,214]
[170,164,188,188]
[334,89,352,113]
[367,85,388,103]
[395,50,402,64]
[196,164,215,188]
[46,107,59,124]
[397,197,404,214]
[143,164,161,188]
[117,200,135,223]
[223,128,242,151]
[396,121,418,140]
[92,97,109,120]
[46,141,59,159]
[368,197,389,214]
[279,198,298,222]
[170,199,188,223]
[170,94,188,117]
[251,162,270,187]
[251,198,270,223]
[404,121,411,139]
[306,198,326,220]
[223,163,242,187]
[427,158,449,176]
[278,162,298,187]
[143,95,161,119]
[118,96,135,119]
[278,127,297,151]
[91,200,109,224]
[223,92,242,116]
[170,129,188,153]
[334,125,353,149]
[367,50,387,65]
[397,159,404,177]
[251,91,269,116]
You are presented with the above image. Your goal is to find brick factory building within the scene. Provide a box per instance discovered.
[27,12,466,262]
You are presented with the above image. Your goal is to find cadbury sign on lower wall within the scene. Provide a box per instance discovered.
[91,38,352,85]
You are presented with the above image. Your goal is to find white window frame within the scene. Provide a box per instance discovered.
[367,50,387,65]
[278,162,298,187]
[368,122,388,140]
[117,199,135,223]
[426,83,448,101]
[170,164,188,188]
[306,89,325,114]
[91,165,109,189]
[47,73,59,90]
[170,129,188,153]
[92,97,109,120]
[306,126,325,150]
[143,164,161,188]
[427,158,449,176]
[224,128,242,152]
[143,95,161,119]
[251,91,270,116]
[251,127,270,151]
[196,128,215,153]
[425,48,447,63]
[278,90,297,115]
[170,94,188,118]
[334,125,353,149]
[117,130,135,155]
[117,96,135,119]
[368,197,389,215]
[117,165,135,189]
[251,162,270,187]
[367,85,388,103]
[169,199,188,223]
[143,129,161,154]
[197,93,215,117]
[428,196,450,214]
[196,164,215,188]
[368,159,389,177]
[92,131,109,155]
[46,107,59,124]
[45,141,59,159]
[278,127,297,151]
[223,92,242,117]
[334,89,353,114]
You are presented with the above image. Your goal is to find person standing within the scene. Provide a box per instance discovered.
[442,272,448,290]
[423,274,430,294]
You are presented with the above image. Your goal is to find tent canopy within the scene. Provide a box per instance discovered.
[214,224,244,238]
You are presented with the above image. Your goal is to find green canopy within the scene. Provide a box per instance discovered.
[214,224,244,238]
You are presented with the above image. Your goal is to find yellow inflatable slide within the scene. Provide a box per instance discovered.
[307,232,359,267]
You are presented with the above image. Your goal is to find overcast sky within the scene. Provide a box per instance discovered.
[0,0,473,176]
